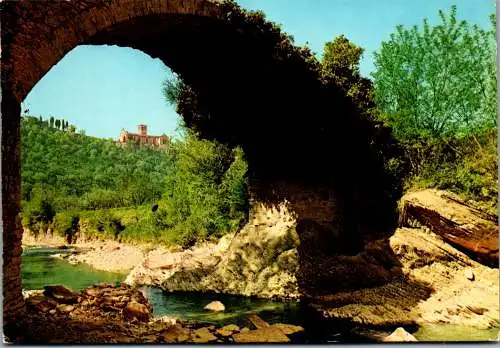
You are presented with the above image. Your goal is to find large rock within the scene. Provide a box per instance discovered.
[191,327,217,343]
[248,314,270,329]
[399,189,498,267]
[382,327,417,342]
[56,304,75,314]
[204,301,225,312]
[311,227,500,329]
[216,324,240,337]
[125,202,301,299]
[163,325,190,343]
[43,285,78,304]
[271,323,304,335]
[123,300,151,322]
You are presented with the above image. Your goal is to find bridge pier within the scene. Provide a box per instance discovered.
[248,178,340,232]
[1,91,27,340]
[247,176,360,255]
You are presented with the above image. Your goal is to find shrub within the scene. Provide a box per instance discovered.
[404,128,497,214]
[53,211,80,242]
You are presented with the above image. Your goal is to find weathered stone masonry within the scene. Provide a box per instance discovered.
[1,0,224,338]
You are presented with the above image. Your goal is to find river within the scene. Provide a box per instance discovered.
[21,246,499,343]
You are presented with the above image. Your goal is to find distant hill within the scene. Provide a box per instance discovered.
[21,115,173,211]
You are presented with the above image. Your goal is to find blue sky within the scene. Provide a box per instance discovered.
[23,0,495,139]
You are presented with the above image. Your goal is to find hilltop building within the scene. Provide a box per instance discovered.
[118,124,169,147]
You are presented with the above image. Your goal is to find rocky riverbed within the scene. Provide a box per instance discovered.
[21,189,500,339]
[18,283,305,344]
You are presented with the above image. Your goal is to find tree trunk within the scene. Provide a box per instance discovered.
[399,189,498,267]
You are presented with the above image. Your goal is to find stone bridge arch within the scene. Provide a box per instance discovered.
[4,0,223,102]
[2,0,399,339]
[2,1,226,336]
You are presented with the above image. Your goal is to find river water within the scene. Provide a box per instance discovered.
[21,246,499,343]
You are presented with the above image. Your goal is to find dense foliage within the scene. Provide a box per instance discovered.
[373,6,497,140]
[21,116,248,247]
[320,35,374,114]
[21,116,172,211]
[121,133,248,246]
[372,6,497,212]
[320,34,405,183]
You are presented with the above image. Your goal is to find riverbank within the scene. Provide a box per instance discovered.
[23,232,149,273]
[21,190,500,335]
[19,283,305,344]
[24,226,500,332]
[309,227,499,331]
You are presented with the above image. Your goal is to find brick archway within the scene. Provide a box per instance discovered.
[4,0,223,103]
[1,0,224,338]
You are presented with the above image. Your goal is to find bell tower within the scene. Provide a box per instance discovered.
[138,124,147,136]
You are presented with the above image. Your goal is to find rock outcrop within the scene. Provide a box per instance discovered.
[399,189,499,267]
[232,315,304,343]
[43,285,78,304]
[310,227,500,330]
[125,202,301,299]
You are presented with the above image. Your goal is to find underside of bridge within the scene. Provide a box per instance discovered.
[1,0,400,339]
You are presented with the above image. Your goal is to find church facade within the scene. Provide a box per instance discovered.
[118,124,169,147]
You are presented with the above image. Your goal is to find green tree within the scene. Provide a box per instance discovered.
[157,131,248,247]
[55,119,61,129]
[21,185,56,235]
[321,35,374,112]
[372,6,496,140]
[49,116,55,128]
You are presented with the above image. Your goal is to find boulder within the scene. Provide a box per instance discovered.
[248,314,270,329]
[125,203,302,300]
[204,301,225,312]
[123,300,151,322]
[191,327,217,343]
[56,304,74,314]
[232,326,290,343]
[84,288,100,297]
[38,300,57,312]
[43,285,78,304]
[399,189,499,267]
[382,327,418,342]
[163,325,190,343]
[216,324,240,337]
[221,324,240,331]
